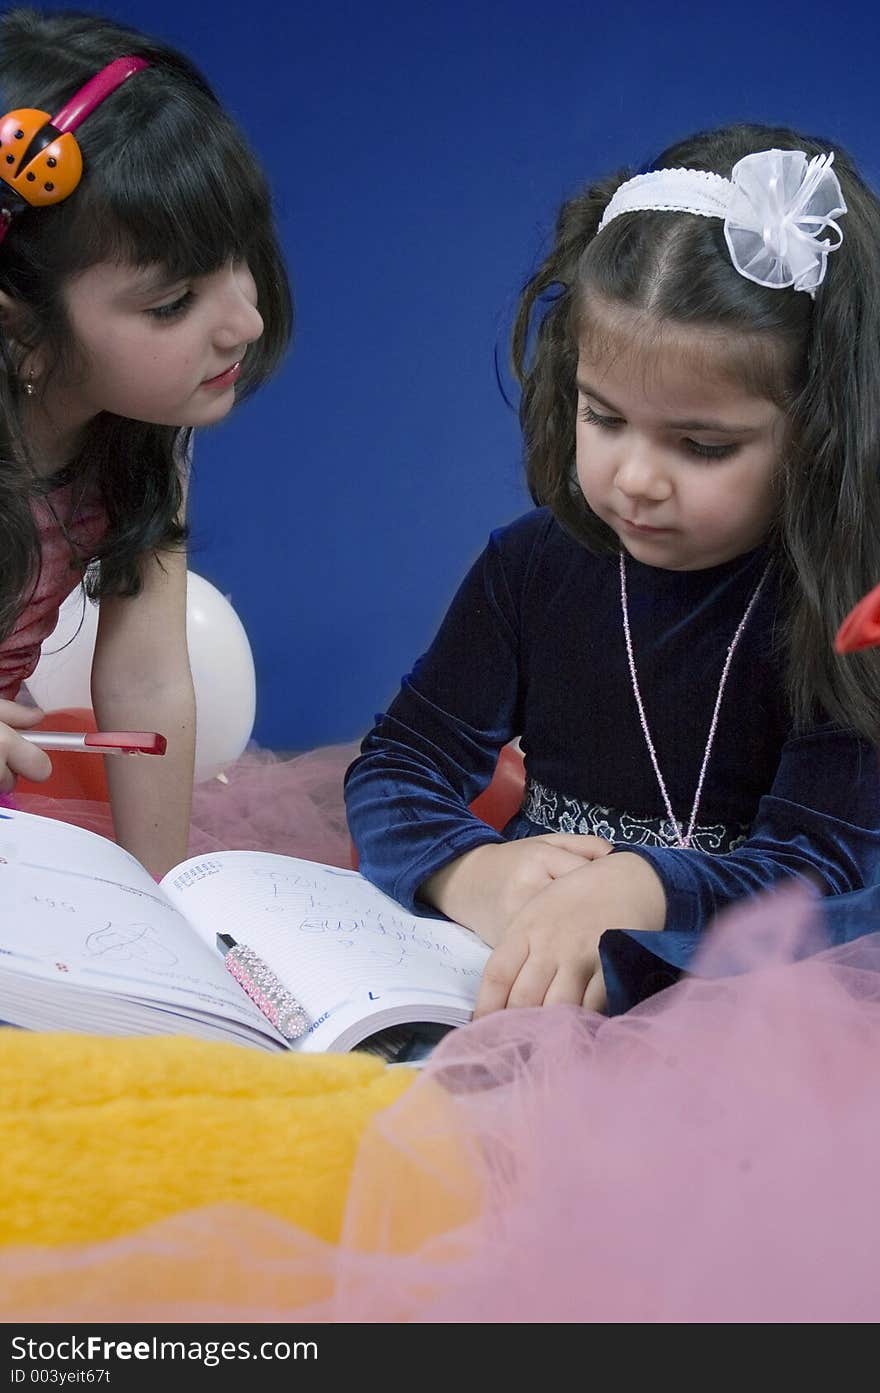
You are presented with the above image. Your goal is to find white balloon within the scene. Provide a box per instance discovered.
[185,572,257,782]
[23,586,97,712]
[25,571,256,783]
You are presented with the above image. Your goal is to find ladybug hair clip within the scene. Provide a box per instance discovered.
[0,55,149,244]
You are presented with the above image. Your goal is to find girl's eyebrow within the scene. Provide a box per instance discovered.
[123,268,188,299]
[576,379,759,435]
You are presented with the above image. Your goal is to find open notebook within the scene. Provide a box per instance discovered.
[0,808,490,1055]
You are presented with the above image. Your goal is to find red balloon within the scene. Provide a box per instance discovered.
[469,744,526,831]
[15,707,110,802]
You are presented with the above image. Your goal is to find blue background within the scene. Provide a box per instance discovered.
[39,0,880,748]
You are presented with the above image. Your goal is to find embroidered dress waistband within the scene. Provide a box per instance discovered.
[522,778,749,854]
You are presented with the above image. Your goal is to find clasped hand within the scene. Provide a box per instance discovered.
[422,833,666,1017]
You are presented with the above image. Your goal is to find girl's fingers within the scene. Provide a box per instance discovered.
[505,954,557,1010]
[543,847,601,879]
[0,736,52,784]
[542,965,593,1007]
[582,972,607,1015]
[0,701,45,728]
[0,710,53,785]
[473,938,528,1018]
[11,743,53,782]
[536,833,614,860]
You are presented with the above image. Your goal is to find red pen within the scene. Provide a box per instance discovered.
[21,730,167,756]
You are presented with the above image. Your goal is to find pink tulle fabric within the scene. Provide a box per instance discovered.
[2,883,879,1322]
[11,742,361,868]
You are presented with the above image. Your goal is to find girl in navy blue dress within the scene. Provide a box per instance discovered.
[346,124,880,1014]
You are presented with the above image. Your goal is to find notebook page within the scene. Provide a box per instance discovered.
[162,851,491,1048]
[0,809,281,1038]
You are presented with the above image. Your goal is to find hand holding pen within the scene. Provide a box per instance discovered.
[0,697,166,794]
[22,730,167,755]
[0,699,61,792]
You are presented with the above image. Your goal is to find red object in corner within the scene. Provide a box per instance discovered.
[835,581,880,653]
[468,743,527,831]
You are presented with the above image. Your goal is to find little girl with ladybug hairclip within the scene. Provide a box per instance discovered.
[0,8,291,876]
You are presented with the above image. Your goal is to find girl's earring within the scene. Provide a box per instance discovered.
[23,370,36,398]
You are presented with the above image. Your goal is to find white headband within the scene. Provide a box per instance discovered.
[596,148,847,298]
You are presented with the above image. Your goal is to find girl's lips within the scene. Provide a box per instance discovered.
[619,516,672,535]
[201,360,242,389]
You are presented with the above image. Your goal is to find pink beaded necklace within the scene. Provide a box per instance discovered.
[619,552,771,850]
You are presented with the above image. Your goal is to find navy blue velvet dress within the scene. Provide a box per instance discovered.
[345,508,880,1012]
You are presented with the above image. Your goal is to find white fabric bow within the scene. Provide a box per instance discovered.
[596,147,847,297]
[723,150,846,295]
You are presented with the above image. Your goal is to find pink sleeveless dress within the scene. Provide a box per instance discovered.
[0,483,107,818]
[0,482,107,703]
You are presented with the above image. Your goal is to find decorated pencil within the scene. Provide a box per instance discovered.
[216,932,309,1041]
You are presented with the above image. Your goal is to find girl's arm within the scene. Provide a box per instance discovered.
[345,513,551,910]
[90,538,195,881]
[617,723,880,933]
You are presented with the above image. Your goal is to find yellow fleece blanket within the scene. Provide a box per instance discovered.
[0,1032,414,1248]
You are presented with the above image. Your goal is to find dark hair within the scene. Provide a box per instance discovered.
[512,122,880,742]
[0,8,293,640]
